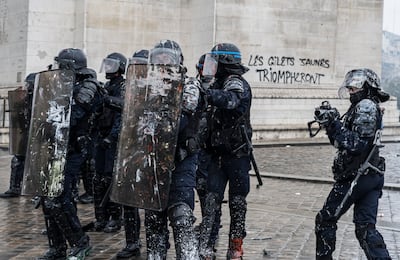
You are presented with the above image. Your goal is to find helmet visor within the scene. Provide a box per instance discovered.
[100,58,121,73]
[202,53,218,77]
[129,57,148,65]
[53,57,71,70]
[338,86,350,99]
[341,70,367,89]
[149,48,180,65]
[338,70,367,99]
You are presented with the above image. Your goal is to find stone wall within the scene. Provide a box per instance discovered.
[0,0,398,143]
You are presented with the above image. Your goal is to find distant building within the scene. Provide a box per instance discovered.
[382,31,400,107]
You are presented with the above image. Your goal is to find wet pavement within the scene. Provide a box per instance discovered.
[0,141,399,259]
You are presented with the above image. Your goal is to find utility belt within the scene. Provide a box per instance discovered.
[209,124,251,157]
[332,155,385,182]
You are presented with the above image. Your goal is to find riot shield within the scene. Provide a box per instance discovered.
[8,88,29,155]
[110,64,184,211]
[22,69,74,197]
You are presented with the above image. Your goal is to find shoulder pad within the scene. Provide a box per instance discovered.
[353,99,379,137]
[76,80,98,105]
[84,78,101,88]
[223,75,244,93]
[355,99,378,114]
[182,78,201,113]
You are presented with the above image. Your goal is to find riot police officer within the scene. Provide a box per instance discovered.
[194,54,222,252]
[315,68,391,259]
[0,73,36,198]
[38,48,100,260]
[90,52,127,233]
[144,39,202,260]
[198,43,252,260]
[115,49,149,259]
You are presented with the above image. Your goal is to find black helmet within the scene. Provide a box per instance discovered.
[130,49,149,64]
[54,48,87,70]
[211,43,241,65]
[25,73,37,86]
[150,39,183,65]
[100,52,127,74]
[196,54,206,73]
[25,72,37,93]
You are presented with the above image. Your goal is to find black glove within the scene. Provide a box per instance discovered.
[104,94,124,112]
[326,119,342,136]
[317,108,340,128]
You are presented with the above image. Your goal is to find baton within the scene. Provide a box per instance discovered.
[240,125,263,188]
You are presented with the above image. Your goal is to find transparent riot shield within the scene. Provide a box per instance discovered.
[22,69,74,197]
[8,88,29,155]
[111,64,184,211]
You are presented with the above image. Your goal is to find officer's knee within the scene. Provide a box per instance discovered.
[196,177,207,197]
[205,191,221,207]
[168,202,195,228]
[315,210,337,234]
[355,223,390,258]
[229,195,246,209]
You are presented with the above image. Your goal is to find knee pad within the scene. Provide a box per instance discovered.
[229,195,247,212]
[355,223,390,259]
[315,210,337,232]
[168,202,195,228]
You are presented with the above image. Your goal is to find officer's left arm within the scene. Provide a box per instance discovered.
[327,99,379,154]
[107,83,125,141]
[206,77,244,110]
[71,80,98,127]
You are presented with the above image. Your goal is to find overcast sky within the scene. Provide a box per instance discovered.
[383,0,400,35]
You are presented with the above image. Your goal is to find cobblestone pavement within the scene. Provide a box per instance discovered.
[0,143,399,259]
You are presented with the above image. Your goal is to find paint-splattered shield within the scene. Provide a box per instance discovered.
[8,88,29,156]
[110,64,184,211]
[22,69,74,197]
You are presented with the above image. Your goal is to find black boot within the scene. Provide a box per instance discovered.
[47,200,91,259]
[103,219,121,233]
[36,247,67,260]
[67,234,91,260]
[117,206,141,258]
[0,156,24,198]
[40,202,67,260]
[103,181,122,233]
[78,193,93,204]
[116,243,141,258]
